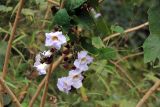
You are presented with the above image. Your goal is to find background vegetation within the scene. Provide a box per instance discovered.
[0,0,160,107]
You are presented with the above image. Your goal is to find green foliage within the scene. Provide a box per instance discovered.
[0,5,13,12]
[53,9,71,26]
[98,48,117,60]
[64,0,87,12]
[143,36,160,63]
[148,4,160,35]
[22,8,35,16]
[1,0,160,107]
[92,36,105,49]
[143,5,160,64]
[111,25,124,33]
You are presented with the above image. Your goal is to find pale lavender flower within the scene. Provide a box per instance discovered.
[77,51,93,64]
[57,77,72,93]
[69,69,84,89]
[34,53,49,75]
[45,31,66,50]
[74,61,89,71]
[74,51,93,71]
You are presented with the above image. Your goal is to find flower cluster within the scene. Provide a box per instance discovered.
[57,51,93,93]
[34,31,67,75]
[33,30,93,94]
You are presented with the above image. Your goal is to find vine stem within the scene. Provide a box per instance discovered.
[40,64,52,107]
[136,80,160,107]
[48,0,60,6]
[0,77,21,107]
[29,55,65,107]
[41,2,51,29]
[103,22,149,42]
[2,0,24,79]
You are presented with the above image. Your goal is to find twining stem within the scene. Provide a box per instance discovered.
[2,0,24,79]
[0,77,21,107]
[136,80,160,107]
[103,22,149,42]
[29,55,65,107]
[40,65,52,107]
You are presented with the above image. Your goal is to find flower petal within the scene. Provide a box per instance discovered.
[78,51,88,59]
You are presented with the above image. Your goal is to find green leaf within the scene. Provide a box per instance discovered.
[92,37,105,49]
[53,9,71,26]
[111,25,124,33]
[143,5,160,64]
[65,0,87,11]
[143,35,160,63]
[98,48,117,60]
[148,5,160,35]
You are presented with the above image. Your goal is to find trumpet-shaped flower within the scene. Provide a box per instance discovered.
[74,51,93,71]
[45,31,66,50]
[57,77,72,94]
[69,69,84,89]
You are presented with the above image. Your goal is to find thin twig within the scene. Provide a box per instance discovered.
[41,2,51,29]
[48,0,60,6]
[115,52,143,64]
[103,22,149,42]
[136,80,160,107]
[60,0,66,9]
[40,65,52,107]
[29,55,65,107]
[2,0,24,79]
[0,77,21,107]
